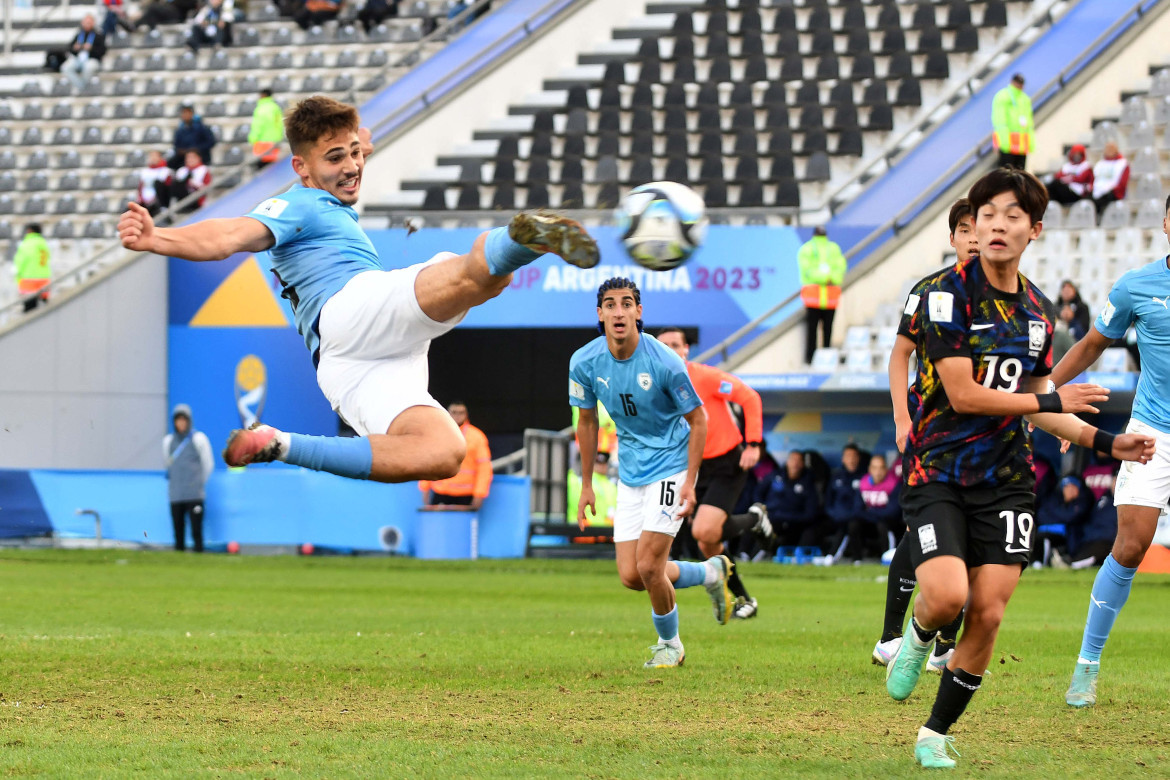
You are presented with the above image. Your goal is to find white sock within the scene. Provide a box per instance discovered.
[702,561,719,586]
[918,726,944,742]
[275,431,291,461]
[661,636,683,650]
[1077,656,1099,665]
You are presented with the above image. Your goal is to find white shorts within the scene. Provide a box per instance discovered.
[315,255,465,436]
[614,469,690,543]
[1114,418,1170,511]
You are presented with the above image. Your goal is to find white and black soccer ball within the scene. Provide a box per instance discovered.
[615,181,708,271]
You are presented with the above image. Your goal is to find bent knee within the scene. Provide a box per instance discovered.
[1113,537,1148,568]
[620,573,645,591]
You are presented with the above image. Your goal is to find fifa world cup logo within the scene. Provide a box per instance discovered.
[234,354,267,428]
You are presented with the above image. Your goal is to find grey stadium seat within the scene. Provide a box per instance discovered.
[58,172,81,191]
[52,127,74,145]
[25,172,49,192]
[82,101,104,120]
[84,219,107,238]
[57,151,81,169]
[0,173,14,192]
[54,195,78,215]
[22,102,43,120]
[52,220,76,238]
[21,128,44,146]
[22,195,46,215]
[82,126,104,145]
[49,102,71,120]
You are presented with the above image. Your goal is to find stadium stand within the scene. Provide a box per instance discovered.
[371,0,1046,216]
[0,0,461,294]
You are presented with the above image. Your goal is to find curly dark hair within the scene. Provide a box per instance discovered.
[596,277,641,307]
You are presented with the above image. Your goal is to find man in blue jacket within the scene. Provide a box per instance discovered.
[1061,480,1120,569]
[825,444,867,563]
[170,102,216,169]
[761,450,823,548]
[1036,475,1093,567]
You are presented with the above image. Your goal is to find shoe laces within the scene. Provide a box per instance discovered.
[926,735,960,760]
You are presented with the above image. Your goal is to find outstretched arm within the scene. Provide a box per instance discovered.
[934,356,1109,416]
[118,202,275,262]
[1022,377,1155,463]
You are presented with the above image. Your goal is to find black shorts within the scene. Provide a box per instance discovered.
[901,481,1036,569]
[695,446,749,515]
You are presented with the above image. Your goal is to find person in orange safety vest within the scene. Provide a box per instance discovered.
[797,226,846,364]
[658,327,775,620]
[418,402,493,510]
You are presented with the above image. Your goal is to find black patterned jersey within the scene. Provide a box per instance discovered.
[897,267,953,421]
[904,256,1056,488]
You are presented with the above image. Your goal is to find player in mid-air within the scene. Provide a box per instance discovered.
[118,96,598,486]
[1050,193,1170,708]
[657,327,773,620]
[872,199,979,672]
[884,168,1156,769]
[572,278,733,669]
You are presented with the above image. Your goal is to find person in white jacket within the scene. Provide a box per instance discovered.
[1091,142,1130,217]
[163,404,214,552]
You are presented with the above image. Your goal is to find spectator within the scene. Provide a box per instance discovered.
[418,402,493,510]
[991,73,1033,169]
[171,149,212,212]
[13,224,51,313]
[134,0,199,30]
[170,103,216,169]
[859,453,901,554]
[824,444,866,564]
[101,0,135,36]
[760,451,823,549]
[356,0,397,34]
[1045,144,1093,205]
[1035,475,1092,567]
[163,404,214,553]
[1052,280,1092,363]
[60,15,106,91]
[137,150,173,217]
[293,0,343,30]
[797,225,846,364]
[187,0,234,51]
[1081,458,1118,501]
[1091,141,1129,217]
[248,89,285,168]
[1062,478,1120,569]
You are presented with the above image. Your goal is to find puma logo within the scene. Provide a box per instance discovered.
[597,377,610,388]
[1153,296,1169,310]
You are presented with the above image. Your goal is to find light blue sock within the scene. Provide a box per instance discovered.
[673,560,708,589]
[285,433,373,480]
[651,606,679,642]
[1079,554,1137,662]
[483,226,541,276]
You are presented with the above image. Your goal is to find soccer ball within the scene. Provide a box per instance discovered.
[615,181,708,271]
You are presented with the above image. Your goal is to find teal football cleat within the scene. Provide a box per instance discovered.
[915,733,960,769]
[643,643,685,669]
[704,554,734,625]
[1065,661,1099,708]
[886,633,932,700]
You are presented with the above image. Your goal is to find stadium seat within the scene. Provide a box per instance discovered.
[1098,201,1129,229]
[1135,199,1165,228]
[51,127,74,146]
[1113,227,1144,257]
[1130,147,1160,176]
[22,103,42,121]
[845,349,876,373]
[811,348,840,371]
[22,195,46,215]
[336,50,358,68]
[1092,120,1120,148]
[0,195,12,215]
[89,171,113,190]
[0,173,14,193]
[84,219,107,238]
[143,100,166,119]
[1126,121,1156,149]
[981,1,1008,27]
[54,195,78,215]
[1042,201,1064,229]
[57,151,81,169]
[1065,200,1097,229]
[843,326,872,350]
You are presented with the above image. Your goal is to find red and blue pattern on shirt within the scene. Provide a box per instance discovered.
[904,256,1056,488]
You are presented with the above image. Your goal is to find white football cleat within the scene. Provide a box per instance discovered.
[927,647,953,674]
[872,636,903,666]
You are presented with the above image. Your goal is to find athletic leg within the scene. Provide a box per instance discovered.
[881,532,916,641]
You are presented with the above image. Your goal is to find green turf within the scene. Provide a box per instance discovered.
[0,551,1167,778]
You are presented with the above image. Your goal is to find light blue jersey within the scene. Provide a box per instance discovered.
[247,184,382,358]
[1095,256,1170,432]
[569,334,702,486]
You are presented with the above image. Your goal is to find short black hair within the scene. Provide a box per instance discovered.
[968,167,1048,225]
[657,326,689,344]
[26,223,42,234]
[948,198,973,235]
[260,88,272,98]
[1165,192,1170,214]
[596,277,641,307]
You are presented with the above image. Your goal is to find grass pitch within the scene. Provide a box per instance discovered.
[0,551,1167,778]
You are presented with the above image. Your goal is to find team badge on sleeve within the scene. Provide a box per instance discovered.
[718,380,733,395]
[904,293,921,316]
[928,291,954,322]
[569,379,585,400]
[1101,300,1116,326]
[252,197,289,218]
[638,372,653,391]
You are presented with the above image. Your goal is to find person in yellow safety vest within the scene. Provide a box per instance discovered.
[992,73,1033,170]
[573,401,617,460]
[567,451,617,543]
[248,88,285,167]
[797,225,846,364]
[13,223,51,313]
[418,402,493,510]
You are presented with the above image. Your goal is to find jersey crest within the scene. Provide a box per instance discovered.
[638,372,652,391]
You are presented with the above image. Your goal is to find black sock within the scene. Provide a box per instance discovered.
[911,615,937,645]
[934,608,964,656]
[924,667,982,735]
[882,534,916,642]
[721,512,757,541]
[727,570,749,600]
